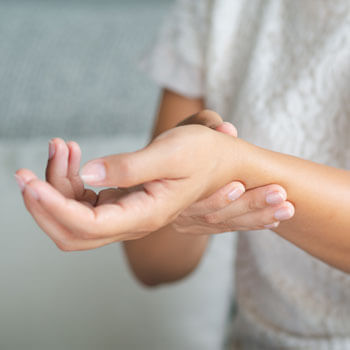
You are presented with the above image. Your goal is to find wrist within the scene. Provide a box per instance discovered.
[228,137,253,188]
[217,135,263,191]
[211,133,246,193]
[231,138,281,190]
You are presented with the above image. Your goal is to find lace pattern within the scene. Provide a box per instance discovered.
[142,0,350,348]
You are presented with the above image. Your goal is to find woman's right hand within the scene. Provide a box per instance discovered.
[172,181,294,235]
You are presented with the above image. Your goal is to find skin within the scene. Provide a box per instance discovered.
[123,90,294,285]
[14,90,294,283]
[26,89,350,287]
[116,122,350,277]
[14,110,292,248]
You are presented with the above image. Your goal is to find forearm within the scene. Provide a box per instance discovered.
[123,226,209,286]
[230,137,350,272]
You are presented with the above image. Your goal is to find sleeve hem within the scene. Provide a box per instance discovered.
[138,46,205,99]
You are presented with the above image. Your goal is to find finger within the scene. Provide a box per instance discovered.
[45,138,77,198]
[23,177,173,239]
[24,178,95,230]
[222,201,295,230]
[46,138,90,201]
[66,140,86,198]
[20,177,118,250]
[15,168,38,185]
[17,170,78,245]
[215,122,238,137]
[176,109,223,129]
[66,140,97,205]
[182,181,245,217]
[211,184,288,219]
[46,138,69,182]
[79,126,200,187]
[66,141,82,179]
[22,177,78,246]
[15,172,133,248]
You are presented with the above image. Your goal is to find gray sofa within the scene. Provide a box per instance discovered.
[0,1,236,349]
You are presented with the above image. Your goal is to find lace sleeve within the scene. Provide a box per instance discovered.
[139,0,210,98]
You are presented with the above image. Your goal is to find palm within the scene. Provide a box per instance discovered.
[43,138,186,235]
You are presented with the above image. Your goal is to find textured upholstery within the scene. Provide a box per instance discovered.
[0,0,169,138]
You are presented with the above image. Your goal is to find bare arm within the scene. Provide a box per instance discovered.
[124,91,294,286]
[15,94,296,286]
[123,89,210,286]
[232,139,350,273]
[125,115,350,282]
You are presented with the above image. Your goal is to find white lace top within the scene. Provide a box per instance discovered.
[141,0,350,348]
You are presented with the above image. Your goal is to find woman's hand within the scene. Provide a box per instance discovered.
[15,140,134,251]
[173,181,293,234]
[16,123,234,251]
[15,111,294,251]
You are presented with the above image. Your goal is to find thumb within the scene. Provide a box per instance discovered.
[80,138,181,188]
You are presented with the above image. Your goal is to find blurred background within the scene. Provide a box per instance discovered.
[0,1,235,349]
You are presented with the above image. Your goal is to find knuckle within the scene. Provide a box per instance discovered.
[198,109,222,120]
[247,188,270,209]
[198,110,223,128]
[203,213,219,225]
[265,185,287,200]
[56,241,75,252]
[247,196,259,211]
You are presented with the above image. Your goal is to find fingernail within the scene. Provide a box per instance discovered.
[228,187,244,201]
[266,191,285,205]
[264,222,280,229]
[26,186,39,200]
[80,161,106,183]
[14,174,25,192]
[48,140,55,159]
[274,207,293,221]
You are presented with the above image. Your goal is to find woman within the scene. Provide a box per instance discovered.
[16,0,350,348]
